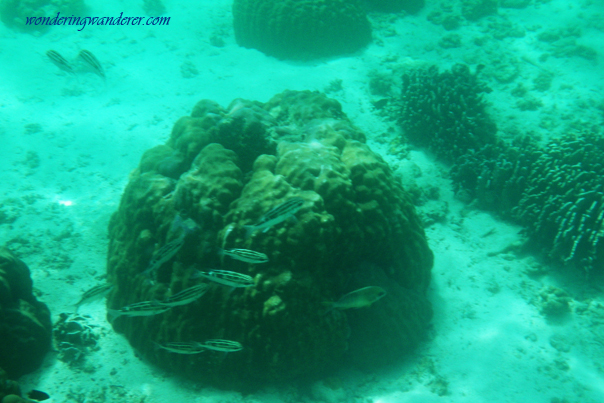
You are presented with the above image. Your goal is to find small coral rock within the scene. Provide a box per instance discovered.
[0,248,52,378]
[537,286,572,318]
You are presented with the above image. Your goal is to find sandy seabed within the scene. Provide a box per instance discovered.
[1,0,603,402]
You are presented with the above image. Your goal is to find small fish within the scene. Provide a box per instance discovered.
[27,390,50,401]
[154,341,206,354]
[193,269,255,288]
[74,283,113,312]
[324,286,387,312]
[142,215,201,281]
[46,50,74,74]
[218,248,269,264]
[244,197,304,238]
[141,235,186,280]
[27,389,50,402]
[78,49,105,79]
[157,283,209,307]
[198,339,243,352]
[108,301,171,322]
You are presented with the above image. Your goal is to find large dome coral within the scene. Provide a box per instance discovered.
[232,0,372,60]
[106,90,433,388]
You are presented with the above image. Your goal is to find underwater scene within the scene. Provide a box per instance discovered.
[1,0,603,402]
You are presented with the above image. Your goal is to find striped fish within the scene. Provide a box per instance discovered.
[142,233,186,279]
[193,270,254,288]
[323,286,387,314]
[157,283,209,307]
[78,49,105,79]
[142,215,201,282]
[154,341,206,354]
[244,197,305,238]
[219,248,268,264]
[46,50,74,74]
[108,301,171,323]
[198,339,243,352]
[74,283,113,312]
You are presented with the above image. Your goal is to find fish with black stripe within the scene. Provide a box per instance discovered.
[78,49,105,79]
[108,300,171,323]
[218,248,268,264]
[244,197,305,238]
[46,50,74,74]
[154,341,206,354]
[198,339,243,352]
[193,269,254,288]
[156,283,209,307]
[74,283,113,312]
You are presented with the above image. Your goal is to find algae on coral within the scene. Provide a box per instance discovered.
[106,90,433,388]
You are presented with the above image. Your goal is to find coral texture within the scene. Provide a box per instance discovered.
[536,286,572,318]
[107,90,433,388]
[399,64,497,163]
[452,132,604,273]
[0,248,52,378]
[232,0,371,60]
[450,136,538,216]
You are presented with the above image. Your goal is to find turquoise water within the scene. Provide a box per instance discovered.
[1,0,603,402]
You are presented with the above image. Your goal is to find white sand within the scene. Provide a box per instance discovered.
[1,0,603,402]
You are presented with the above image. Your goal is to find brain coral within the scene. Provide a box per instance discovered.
[399,64,497,163]
[232,0,372,60]
[452,131,604,274]
[106,90,433,388]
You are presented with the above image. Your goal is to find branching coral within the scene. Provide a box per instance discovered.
[399,64,497,163]
[452,132,604,273]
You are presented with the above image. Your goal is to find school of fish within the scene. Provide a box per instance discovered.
[46,49,105,79]
[75,196,386,360]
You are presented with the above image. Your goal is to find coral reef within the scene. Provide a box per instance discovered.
[166,98,277,174]
[0,0,87,33]
[450,136,537,216]
[461,0,498,21]
[399,64,497,163]
[427,0,498,29]
[232,0,371,60]
[452,132,604,273]
[499,0,530,8]
[0,247,52,378]
[536,286,572,318]
[107,90,433,388]
[427,7,463,31]
[537,26,598,61]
